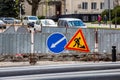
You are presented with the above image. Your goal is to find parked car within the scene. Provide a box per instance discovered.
[1,17,21,24]
[22,16,39,27]
[14,18,21,24]
[33,19,57,32]
[0,20,6,29]
[34,20,41,31]
[40,19,57,27]
[58,18,87,28]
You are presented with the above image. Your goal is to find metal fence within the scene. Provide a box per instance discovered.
[0,26,120,54]
[34,27,95,54]
[0,26,31,54]
[98,29,120,54]
[0,33,31,54]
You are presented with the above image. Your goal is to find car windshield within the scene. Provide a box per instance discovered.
[5,18,14,20]
[29,17,38,20]
[42,20,56,25]
[68,20,85,27]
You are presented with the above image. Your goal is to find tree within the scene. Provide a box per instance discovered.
[26,0,41,16]
[112,6,120,17]
[0,0,19,17]
[112,6,120,24]
[101,5,120,24]
[101,10,109,19]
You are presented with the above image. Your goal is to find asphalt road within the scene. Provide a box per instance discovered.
[0,62,120,80]
[1,69,120,80]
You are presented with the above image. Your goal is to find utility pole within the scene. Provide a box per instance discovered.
[20,3,22,20]
[115,8,117,28]
[64,0,66,14]
[45,0,48,18]
[114,0,119,28]
[108,0,111,28]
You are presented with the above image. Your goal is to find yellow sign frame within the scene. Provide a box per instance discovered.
[65,29,90,52]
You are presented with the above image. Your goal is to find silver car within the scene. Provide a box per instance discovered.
[40,19,57,27]
[58,18,87,28]
[1,17,21,24]
[0,20,6,29]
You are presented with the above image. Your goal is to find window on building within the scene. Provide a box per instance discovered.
[83,16,89,21]
[91,16,98,21]
[100,2,104,9]
[91,2,97,9]
[82,2,88,9]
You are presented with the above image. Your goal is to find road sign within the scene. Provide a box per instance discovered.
[65,29,90,52]
[47,32,67,54]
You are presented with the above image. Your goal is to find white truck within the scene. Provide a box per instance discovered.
[22,16,39,27]
[23,16,41,32]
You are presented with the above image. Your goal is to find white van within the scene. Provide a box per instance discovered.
[58,18,87,28]
[22,16,38,26]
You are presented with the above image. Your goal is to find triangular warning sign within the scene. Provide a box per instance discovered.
[65,29,90,52]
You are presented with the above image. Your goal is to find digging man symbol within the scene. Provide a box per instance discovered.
[65,29,90,52]
[73,37,85,49]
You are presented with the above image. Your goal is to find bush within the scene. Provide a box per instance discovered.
[112,17,120,24]
[38,16,45,19]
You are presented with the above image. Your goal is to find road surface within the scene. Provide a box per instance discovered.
[0,62,120,80]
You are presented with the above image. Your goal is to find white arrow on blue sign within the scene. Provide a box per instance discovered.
[46,32,67,54]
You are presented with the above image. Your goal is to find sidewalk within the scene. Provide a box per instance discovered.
[85,23,120,28]
[0,61,119,67]
[0,61,82,67]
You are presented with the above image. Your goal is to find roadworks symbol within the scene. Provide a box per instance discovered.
[65,29,90,52]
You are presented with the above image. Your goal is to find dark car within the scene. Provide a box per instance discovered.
[28,22,35,27]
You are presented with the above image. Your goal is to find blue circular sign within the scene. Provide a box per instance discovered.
[47,32,67,54]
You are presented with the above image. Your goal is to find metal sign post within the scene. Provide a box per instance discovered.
[104,0,114,28]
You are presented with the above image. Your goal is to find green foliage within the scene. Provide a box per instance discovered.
[101,10,108,18]
[101,6,120,24]
[112,17,120,24]
[0,0,19,18]
[112,6,120,24]
[38,16,45,19]
[101,9,113,20]
[112,6,120,17]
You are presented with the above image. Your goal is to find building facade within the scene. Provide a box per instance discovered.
[64,0,105,21]
[22,0,120,22]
